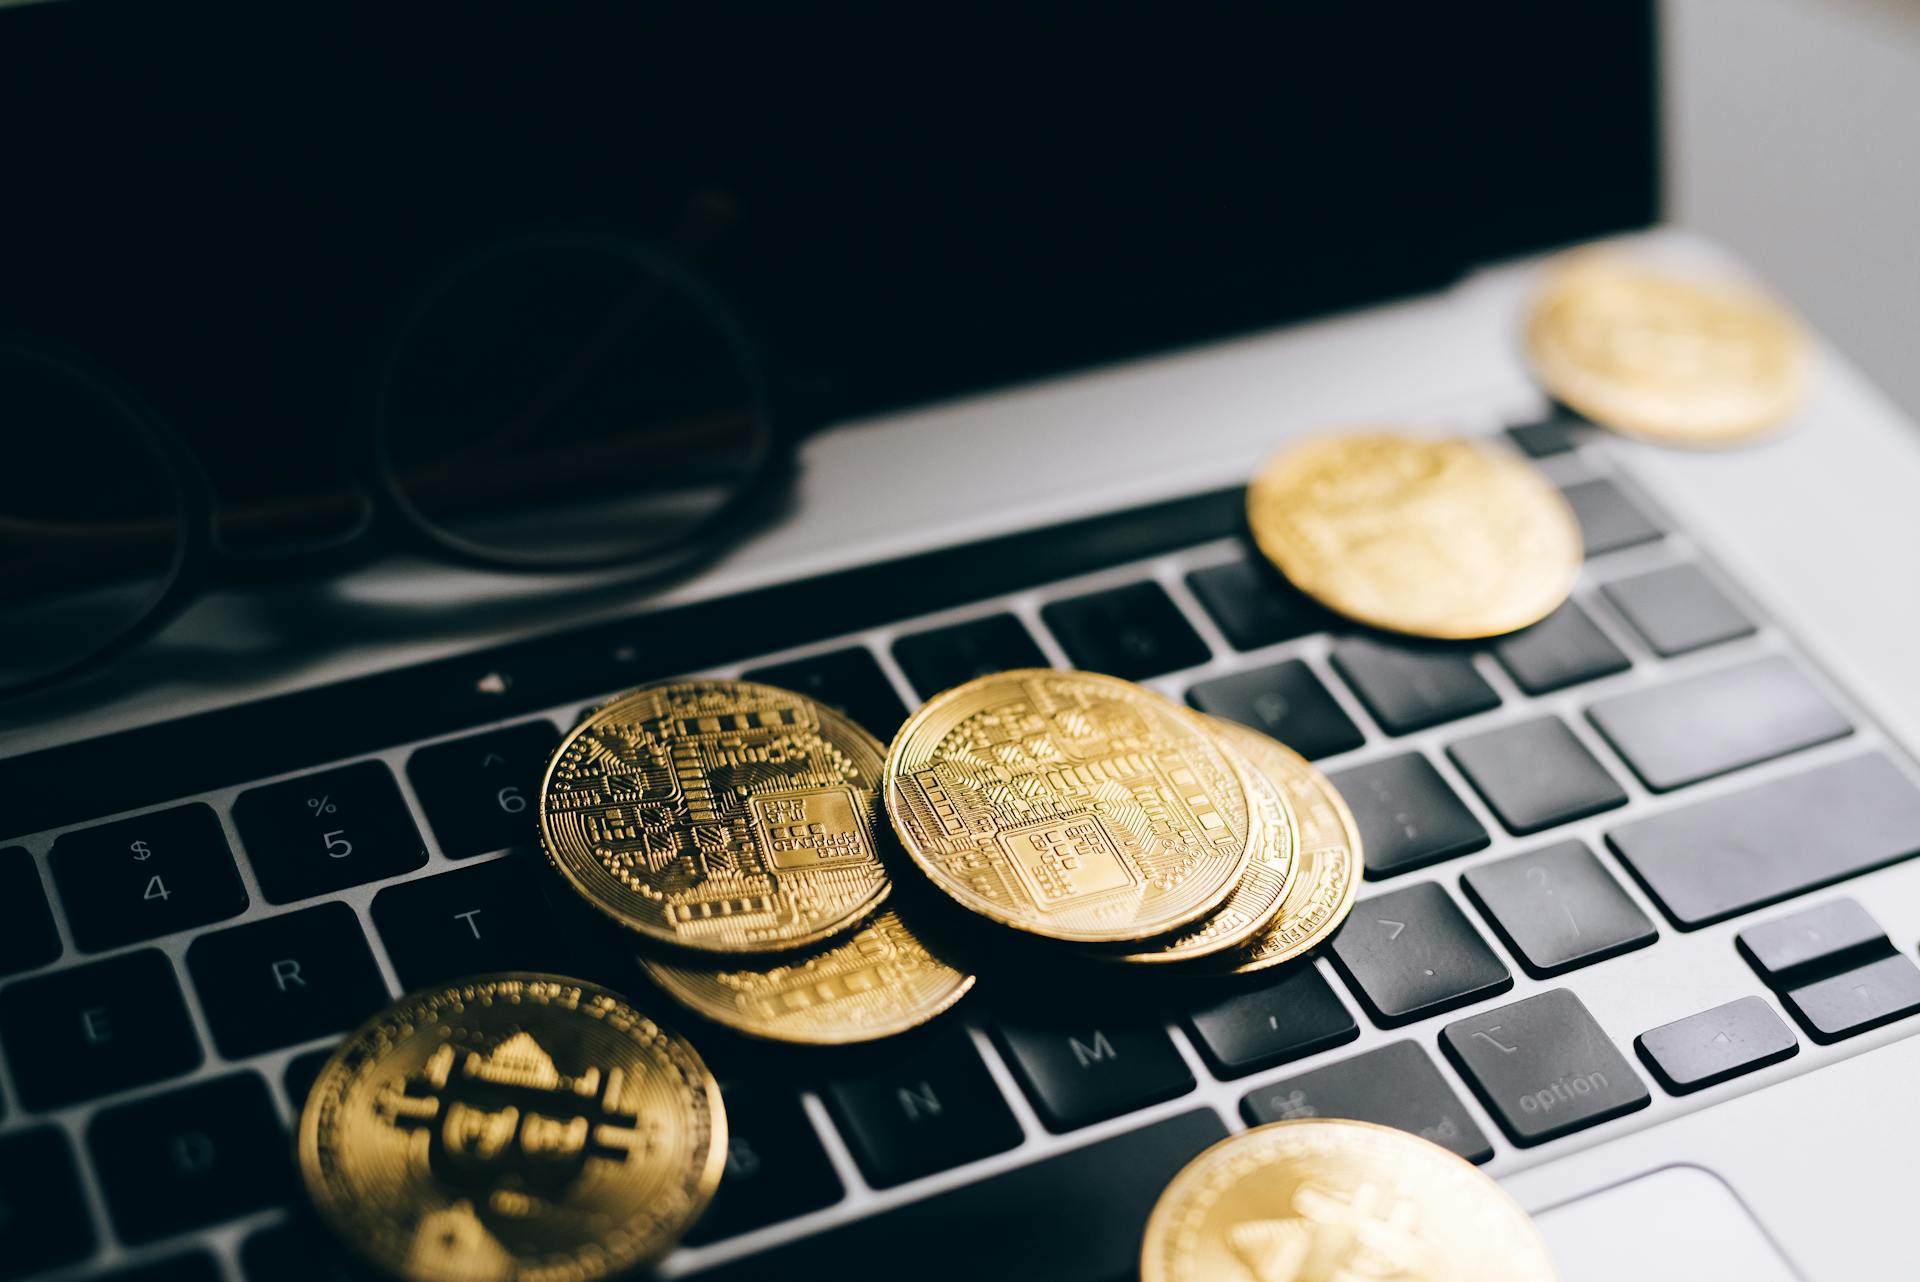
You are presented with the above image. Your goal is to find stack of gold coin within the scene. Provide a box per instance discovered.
[882,668,1361,971]
[299,972,726,1281]
[1527,252,1809,447]
[1247,430,1583,640]
[1141,1118,1558,1282]
[539,678,976,1045]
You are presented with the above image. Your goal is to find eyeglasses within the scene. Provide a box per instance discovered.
[0,230,778,701]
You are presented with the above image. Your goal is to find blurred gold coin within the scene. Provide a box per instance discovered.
[1112,721,1300,965]
[885,668,1258,945]
[1528,254,1808,446]
[642,908,975,1044]
[1213,722,1361,974]
[298,973,725,1282]
[1247,431,1581,639]
[540,680,891,955]
[1141,1119,1557,1282]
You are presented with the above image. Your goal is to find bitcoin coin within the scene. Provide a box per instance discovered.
[642,908,975,1044]
[1214,723,1361,974]
[540,680,891,955]
[1528,254,1808,446]
[298,973,725,1282]
[885,669,1258,945]
[1112,720,1300,964]
[1248,431,1581,639]
[1141,1119,1557,1282]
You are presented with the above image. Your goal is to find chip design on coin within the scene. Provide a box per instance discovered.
[1247,432,1581,639]
[1528,254,1808,446]
[884,669,1258,945]
[1141,1119,1557,1282]
[540,680,891,954]
[1112,721,1301,965]
[298,973,726,1282]
[1210,722,1363,974]
[643,908,976,1044]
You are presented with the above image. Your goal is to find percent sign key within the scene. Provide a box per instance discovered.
[233,761,428,904]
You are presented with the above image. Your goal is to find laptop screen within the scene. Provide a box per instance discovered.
[0,1,1655,548]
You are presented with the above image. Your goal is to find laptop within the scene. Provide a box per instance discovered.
[3,3,1915,1279]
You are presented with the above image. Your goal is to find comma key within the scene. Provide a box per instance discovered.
[1441,988,1649,1146]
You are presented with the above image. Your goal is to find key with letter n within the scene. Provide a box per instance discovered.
[823,1027,1022,1187]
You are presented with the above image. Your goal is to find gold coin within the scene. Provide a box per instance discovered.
[885,668,1258,945]
[642,908,975,1044]
[540,680,891,955]
[1141,1119,1557,1282]
[1213,722,1361,974]
[298,973,725,1282]
[1111,720,1300,964]
[1247,432,1582,639]
[1528,254,1808,446]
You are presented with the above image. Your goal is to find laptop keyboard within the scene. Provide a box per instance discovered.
[5,425,1920,1281]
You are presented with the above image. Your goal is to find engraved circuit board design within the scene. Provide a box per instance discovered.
[643,909,975,1044]
[885,669,1256,944]
[1247,432,1582,640]
[540,681,891,954]
[298,974,726,1282]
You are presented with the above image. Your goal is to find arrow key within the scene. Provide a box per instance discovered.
[1635,996,1798,1094]
[1328,882,1512,1027]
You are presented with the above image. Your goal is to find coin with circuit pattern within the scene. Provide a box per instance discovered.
[884,668,1259,945]
[298,973,726,1282]
[540,680,892,955]
[1527,253,1808,446]
[1247,431,1582,639]
[1141,1119,1557,1282]
[642,908,975,1044]
[1212,721,1362,974]
[1110,719,1300,965]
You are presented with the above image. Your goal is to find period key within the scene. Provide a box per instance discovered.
[50,804,248,951]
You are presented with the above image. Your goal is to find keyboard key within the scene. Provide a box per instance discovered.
[406,720,559,860]
[743,647,910,740]
[1562,477,1663,556]
[50,804,248,951]
[1328,636,1500,735]
[1447,716,1628,835]
[1327,882,1511,1026]
[1587,656,1851,793]
[1241,1039,1493,1163]
[240,1220,356,1282]
[1507,416,1582,458]
[283,1048,335,1113]
[1490,601,1630,695]
[1329,753,1489,878]
[1634,997,1798,1095]
[1187,660,1365,761]
[1607,754,1920,928]
[1183,963,1358,1078]
[1461,840,1656,977]
[1440,988,1649,1145]
[0,846,61,977]
[1185,558,1325,651]
[691,1109,1226,1282]
[823,1027,1023,1187]
[99,1253,221,1282]
[187,902,389,1058]
[1737,898,1891,988]
[892,614,1050,699]
[1040,581,1210,680]
[1781,954,1920,1044]
[0,949,201,1109]
[372,856,570,991]
[0,1128,95,1279]
[1603,563,1756,657]
[88,1072,292,1244]
[994,1007,1195,1131]
[233,761,427,904]
[685,1083,843,1244]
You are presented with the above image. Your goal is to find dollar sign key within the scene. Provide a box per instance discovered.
[130,840,152,860]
